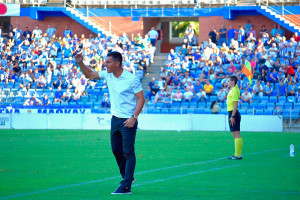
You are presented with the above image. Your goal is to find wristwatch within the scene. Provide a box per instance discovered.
[132,115,138,120]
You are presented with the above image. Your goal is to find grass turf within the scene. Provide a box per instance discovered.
[0,130,300,200]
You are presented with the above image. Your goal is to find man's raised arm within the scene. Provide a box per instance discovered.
[75,52,100,80]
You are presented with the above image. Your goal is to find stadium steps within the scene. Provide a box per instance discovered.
[256,6,300,33]
[141,53,168,94]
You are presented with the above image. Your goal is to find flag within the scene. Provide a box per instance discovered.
[242,60,253,84]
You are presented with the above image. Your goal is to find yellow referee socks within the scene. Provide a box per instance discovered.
[234,138,243,157]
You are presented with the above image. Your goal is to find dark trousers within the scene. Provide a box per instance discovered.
[111,115,137,188]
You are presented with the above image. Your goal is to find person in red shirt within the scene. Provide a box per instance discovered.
[227,62,237,73]
[293,32,300,42]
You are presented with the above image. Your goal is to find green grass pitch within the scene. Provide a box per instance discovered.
[0,129,300,200]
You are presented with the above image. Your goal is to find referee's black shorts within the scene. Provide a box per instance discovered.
[228,110,241,132]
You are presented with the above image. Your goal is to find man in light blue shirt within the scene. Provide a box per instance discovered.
[75,51,145,195]
[46,24,56,38]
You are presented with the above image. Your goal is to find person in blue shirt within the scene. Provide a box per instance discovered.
[218,24,227,46]
[263,81,273,96]
[54,86,64,102]
[288,80,296,96]
[277,81,287,98]
[227,25,236,44]
[63,26,73,38]
[46,25,56,38]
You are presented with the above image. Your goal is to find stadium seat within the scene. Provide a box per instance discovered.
[240,103,249,110]
[85,102,93,108]
[278,96,287,103]
[181,102,189,108]
[249,103,258,109]
[194,108,204,114]
[246,109,254,115]
[252,96,260,103]
[264,109,273,115]
[255,110,263,115]
[204,109,212,114]
[152,108,161,114]
[266,103,275,110]
[80,95,89,103]
[220,109,228,115]
[260,96,269,103]
[268,96,277,103]
[276,103,284,109]
[172,102,181,108]
[287,96,295,103]
[89,95,98,102]
[6,95,15,103]
[294,103,300,110]
[0,95,6,103]
[169,108,179,114]
[189,102,197,109]
[239,110,246,115]
[161,108,169,114]
[197,102,206,109]
[156,102,163,108]
[282,109,290,119]
[257,103,266,109]
[284,103,293,110]
[209,96,217,102]
[186,108,195,114]
[291,110,299,120]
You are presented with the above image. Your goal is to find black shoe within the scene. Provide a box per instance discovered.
[227,155,242,160]
[111,186,132,195]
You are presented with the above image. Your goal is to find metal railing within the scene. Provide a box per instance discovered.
[258,0,300,28]
[66,2,123,35]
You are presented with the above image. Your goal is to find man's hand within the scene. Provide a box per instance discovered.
[75,52,83,63]
[124,117,136,128]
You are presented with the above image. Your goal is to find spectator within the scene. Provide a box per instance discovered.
[196,88,207,102]
[217,88,227,102]
[244,19,253,36]
[227,25,236,43]
[32,25,42,41]
[218,24,227,46]
[154,88,166,103]
[239,89,253,103]
[71,88,81,103]
[173,89,183,102]
[288,80,296,96]
[252,80,264,97]
[63,26,73,38]
[41,95,50,106]
[203,81,214,96]
[263,81,273,96]
[163,93,172,108]
[63,88,72,102]
[277,81,287,99]
[147,27,159,47]
[210,101,220,114]
[54,86,64,102]
[36,74,47,89]
[24,95,41,106]
[209,27,218,44]
[101,93,111,108]
[183,88,193,102]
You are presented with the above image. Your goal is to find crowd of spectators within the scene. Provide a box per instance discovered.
[0,24,156,108]
[146,21,300,112]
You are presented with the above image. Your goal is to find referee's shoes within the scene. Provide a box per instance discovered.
[227,155,242,160]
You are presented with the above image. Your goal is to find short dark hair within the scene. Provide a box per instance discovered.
[107,51,123,67]
[229,75,237,85]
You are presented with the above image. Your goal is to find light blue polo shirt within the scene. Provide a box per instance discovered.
[98,69,143,118]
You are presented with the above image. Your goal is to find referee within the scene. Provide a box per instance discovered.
[75,51,145,194]
[227,76,243,160]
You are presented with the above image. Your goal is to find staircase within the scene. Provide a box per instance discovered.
[62,7,106,35]
[141,53,167,94]
[257,6,300,33]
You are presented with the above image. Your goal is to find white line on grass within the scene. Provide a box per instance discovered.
[1,146,298,200]
[133,165,239,187]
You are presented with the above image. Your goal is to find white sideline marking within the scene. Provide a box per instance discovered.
[133,165,238,187]
[1,146,298,200]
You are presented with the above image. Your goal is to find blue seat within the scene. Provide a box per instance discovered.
[195,108,205,114]
[89,95,98,102]
[291,110,299,120]
[269,96,277,103]
[260,96,269,103]
[294,103,300,110]
[155,102,163,108]
[278,96,287,103]
[152,108,161,114]
[249,103,258,109]
[239,110,246,115]
[169,108,179,114]
[189,102,197,109]
[252,96,260,103]
[147,102,155,109]
[284,103,293,110]
[255,110,264,115]
[209,96,217,102]
[161,108,169,114]
[264,109,273,115]
[204,109,212,114]
[266,103,275,110]
[287,96,295,103]
[181,102,189,108]
[246,109,254,115]
[220,109,228,115]
[80,95,89,102]
[197,102,206,109]
[186,108,195,114]
[276,103,284,109]
[282,109,290,119]
[257,103,266,109]
[240,103,249,110]
[172,102,181,108]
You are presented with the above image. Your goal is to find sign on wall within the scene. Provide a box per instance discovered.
[0,4,20,16]
[0,114,10,129]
